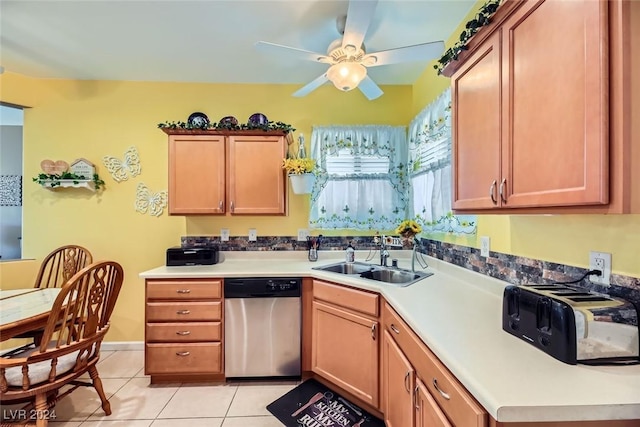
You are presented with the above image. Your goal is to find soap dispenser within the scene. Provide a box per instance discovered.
[345,241,355,263]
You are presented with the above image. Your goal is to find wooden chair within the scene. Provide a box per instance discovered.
[15,245,93,346]
[0,261,124,427]
[34,245,93,289]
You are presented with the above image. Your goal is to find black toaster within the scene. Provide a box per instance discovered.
[166,246,219,266]
[502,284,639,365]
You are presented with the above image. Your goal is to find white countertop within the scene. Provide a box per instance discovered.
[140,250,640,423]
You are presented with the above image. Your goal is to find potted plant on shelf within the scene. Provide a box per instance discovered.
[282,157,316,194]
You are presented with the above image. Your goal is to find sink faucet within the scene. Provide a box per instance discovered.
[380,235,390,267]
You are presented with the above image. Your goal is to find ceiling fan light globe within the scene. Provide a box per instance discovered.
[327,62,367,92]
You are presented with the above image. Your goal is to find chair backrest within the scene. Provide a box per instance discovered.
[39,260,123,352]
[34,245,93,289]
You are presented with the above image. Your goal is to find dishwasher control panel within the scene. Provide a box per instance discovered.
[225,277,301,298]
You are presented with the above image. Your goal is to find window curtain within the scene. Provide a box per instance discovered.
[408,88,476,235]
[309,125,408,230]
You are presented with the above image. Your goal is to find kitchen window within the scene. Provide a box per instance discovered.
[408,88,476,235]
[309,125,408,230]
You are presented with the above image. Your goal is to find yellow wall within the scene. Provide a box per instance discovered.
[0,71,412,342]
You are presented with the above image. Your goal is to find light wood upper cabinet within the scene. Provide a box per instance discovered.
[227,135,286,215]
[166,130,287,215]
[450,0,612,212]
[169,134,226,215]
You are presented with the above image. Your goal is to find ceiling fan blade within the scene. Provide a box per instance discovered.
[364,41,445,67]
[255,41,330,63]
[342,0,378,50]
[358,75,383,100]
[292,73,330,97]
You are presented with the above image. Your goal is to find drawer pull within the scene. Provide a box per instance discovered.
[176,330,191,336]
[371,324,377,340]
[390,324,400,334]
[432,378,450,400]
[176,289,191,294]
[176,310,191,315]
[404,371,411,393]
[175,351,191,357]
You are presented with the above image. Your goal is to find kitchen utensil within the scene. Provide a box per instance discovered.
[291,392,323,417]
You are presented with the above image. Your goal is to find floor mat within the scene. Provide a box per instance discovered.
[266,378,385,427]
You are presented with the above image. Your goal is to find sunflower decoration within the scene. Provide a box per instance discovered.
[395,219,422,239]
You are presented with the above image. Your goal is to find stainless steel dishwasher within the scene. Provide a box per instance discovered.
[224,277,301,378]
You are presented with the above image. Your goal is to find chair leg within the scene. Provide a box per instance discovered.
[89,366,111,416]
[34,393,49,427]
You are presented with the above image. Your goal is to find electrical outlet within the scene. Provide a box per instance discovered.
[589,251,611,285]
[220,228,230,242]
[248,228,257,242]
[297,229,310,241]
[480,236,490,257]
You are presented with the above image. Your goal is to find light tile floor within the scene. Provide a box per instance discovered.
[4,350,297,427]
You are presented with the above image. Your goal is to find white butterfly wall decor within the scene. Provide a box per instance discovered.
[135,183,168,217]
[102,146,142,182]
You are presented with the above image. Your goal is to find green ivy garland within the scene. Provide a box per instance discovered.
[158,120,296,134]
[33,172,106,190]
[434,0,501,75]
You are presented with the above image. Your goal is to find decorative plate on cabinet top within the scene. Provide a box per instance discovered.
[219,116,238,126]
[187,112,209,128]
[248,113,268,125]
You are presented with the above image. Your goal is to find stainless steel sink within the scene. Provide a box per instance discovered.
[312,261,375,275]
[359,268,432,287]
[313,261,432,287]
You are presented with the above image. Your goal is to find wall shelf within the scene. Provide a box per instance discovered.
[39,180,96,191]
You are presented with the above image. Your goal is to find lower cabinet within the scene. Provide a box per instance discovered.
[382,302,488,427]
[311,280,380,407]
[382,329,415,427]
[144,278,224,383]
[415,377,452,427]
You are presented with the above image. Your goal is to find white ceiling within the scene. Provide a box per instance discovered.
[0,0,474,87]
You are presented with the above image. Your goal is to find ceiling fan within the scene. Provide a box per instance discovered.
[255,0,445,100]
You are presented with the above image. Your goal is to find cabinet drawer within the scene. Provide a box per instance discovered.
[146,279,222,300]
[313,280,379,317]
[146,301,222,321]
[383,303,487,427]
[146,322,221,342]
[146,342,222,374]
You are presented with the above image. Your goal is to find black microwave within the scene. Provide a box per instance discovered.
[166,246,219,266]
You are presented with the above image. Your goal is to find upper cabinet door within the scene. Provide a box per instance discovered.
[168,135,226,215]
[452,32,502,210]
[501,0,609,208]
[227,135,286,215]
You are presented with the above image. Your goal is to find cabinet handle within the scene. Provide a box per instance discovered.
[489,180,497,204]
[415,385,420,410]
[176,289,191,294]
[176,310,191,315]
[404,372,411,393]
[371,324,377,340]
[175,351,190,357]
[230,201,235,213]
[499,178,507,204]
[432,378,450,400]
[176,330,191,336]
[390,324,400,334]
[219,200,224,211]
